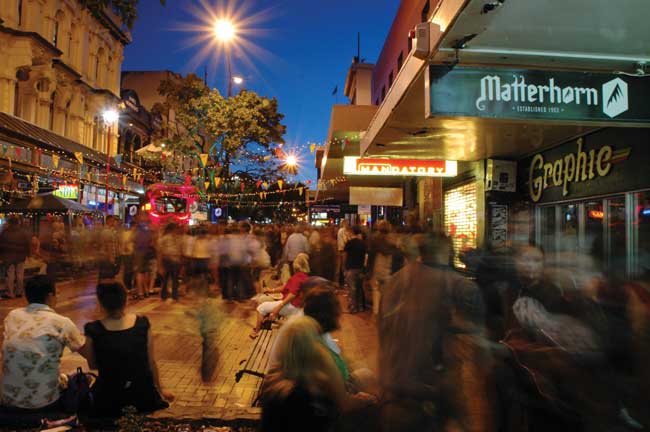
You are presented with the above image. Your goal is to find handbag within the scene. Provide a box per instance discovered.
[61,367,96,414]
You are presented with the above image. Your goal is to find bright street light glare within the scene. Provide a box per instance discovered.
[102,110,119,124]
[214,19,236,41]
[286,155,298,167]
[233,76,244,85]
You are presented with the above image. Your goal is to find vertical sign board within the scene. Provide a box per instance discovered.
[428,66,650,123]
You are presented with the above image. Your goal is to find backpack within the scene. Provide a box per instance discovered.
[62,367,96,414]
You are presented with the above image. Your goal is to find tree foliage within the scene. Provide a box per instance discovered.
[79,0,166,30]
[157,73,287,182]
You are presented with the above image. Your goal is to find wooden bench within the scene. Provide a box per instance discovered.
[235,320,277,383]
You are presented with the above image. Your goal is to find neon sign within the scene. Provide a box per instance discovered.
[53,184,78,200]
[343,157,457,177]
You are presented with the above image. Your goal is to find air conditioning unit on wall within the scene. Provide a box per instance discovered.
[413,22,443,60]
[486,159,516,192]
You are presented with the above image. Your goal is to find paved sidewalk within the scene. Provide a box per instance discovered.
[0,272,378,424]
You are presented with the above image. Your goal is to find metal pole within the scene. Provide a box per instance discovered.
[104,124,111,216]
[227,52,232,97]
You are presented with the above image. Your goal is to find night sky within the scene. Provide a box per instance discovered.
[122,0,399,183]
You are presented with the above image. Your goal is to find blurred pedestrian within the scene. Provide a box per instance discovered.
[158,224,182,301]
[0,216,31,298]
[344,226,367,313]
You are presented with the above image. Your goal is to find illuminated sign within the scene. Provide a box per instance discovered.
[53,184,78,200]
[588,210,604,219]
[343,157,457,177]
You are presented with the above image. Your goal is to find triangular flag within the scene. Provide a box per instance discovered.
[214,177,222,187]
[114,154,122,167]
[263,155,272,161]
[52,154,60,168]
[262,181,269,191]
[299,187,304,196]
[204,181,210,191]
[15,147,22,159]
[122,175,127,187]
[240,182,245,192]
[278,179,283,190]
[199,153,209,167]
[74,152,83,165]
[133,167,137,178]
[310,143,316,154]
[256,180,262,189]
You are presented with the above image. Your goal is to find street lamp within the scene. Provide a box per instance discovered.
[213,18,237,97]
[285,155,297,167]
[102,109,119,216]
[232,76,244,85]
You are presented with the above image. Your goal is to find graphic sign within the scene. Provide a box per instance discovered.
[520,128,650,204]
[343,157,457,177]
[428,66,650,123]
[53,184,78,200]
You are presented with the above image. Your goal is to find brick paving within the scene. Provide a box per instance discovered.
[0,271,378,424]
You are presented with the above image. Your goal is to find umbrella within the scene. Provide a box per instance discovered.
[0,193,96,213]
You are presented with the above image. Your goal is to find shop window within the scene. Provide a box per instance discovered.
[635,191,650,274]
[584,201,604,264]
[444,182,477,268]
[608,197,627,275]
[539,206,556,254]
[559,204,578,253]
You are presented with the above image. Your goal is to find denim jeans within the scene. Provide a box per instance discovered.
[161,259,180,300]
[6,261,25,297]
[345,268,365,312]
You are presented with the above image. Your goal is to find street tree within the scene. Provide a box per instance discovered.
[157,73,287,186]
[79,0,167,29]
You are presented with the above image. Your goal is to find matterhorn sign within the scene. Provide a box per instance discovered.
[428,66,650,124]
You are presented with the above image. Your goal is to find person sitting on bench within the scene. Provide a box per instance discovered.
[250,254,310,339]
[1,275,85,412]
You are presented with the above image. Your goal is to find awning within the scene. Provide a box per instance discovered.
[360,0,650,160]
[0,193,97,213]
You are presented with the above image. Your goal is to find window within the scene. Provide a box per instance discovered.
[388,70,394,87]
[17,0,23,26]
[421,0,431,22]
[407,35,413,53]
[13,82,20,117]
[95,55,100,82]
[444,182,478,268]
[375,97,379,106]
[381,85,386,102]
[53,20,59,46]
[92,116,99,149]
[48,92,56,130]
[64,100,71,136]
[397,51,404,71]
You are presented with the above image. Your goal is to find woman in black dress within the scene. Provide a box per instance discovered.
[81,282,173,416]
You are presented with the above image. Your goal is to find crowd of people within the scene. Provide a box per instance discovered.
[1,214,650,431]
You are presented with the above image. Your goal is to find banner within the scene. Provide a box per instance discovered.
[52,154,60,168]
[74,152,83,165]
[199,153,209,167]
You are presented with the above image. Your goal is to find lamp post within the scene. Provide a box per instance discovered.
[102,109,119,217]
[213,19,237,97]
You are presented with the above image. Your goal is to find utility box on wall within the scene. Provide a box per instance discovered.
[486,159,517,192]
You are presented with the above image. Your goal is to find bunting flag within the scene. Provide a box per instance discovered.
[278,179,284,190]
[306,180,313,186]
[52,154,60,169]
[310,143,316,154]
[133,167,138,178]
[114,154,122,167]
[122,175,127,187]
[256,180,262,189]
[262,181,269,191]
[240,182,245,192]
[199,153,209,167]
[263,155,272,161]
[15,147,22,159]
[274,148,284,158]
[299,187,304,196]
[74,152,84,165]
[59,167,64,176]
[204,181,210,191]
